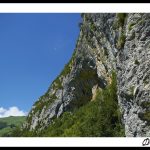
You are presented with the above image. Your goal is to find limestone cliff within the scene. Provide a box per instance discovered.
[23,13,150,137]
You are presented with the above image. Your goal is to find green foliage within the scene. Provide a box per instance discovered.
[61,64,71,77]
[90,22,96,31]
[61,51,76,77]
[141,101,150,109]
[0,116,26,137]
[117,13,127,27]
[53,77,63,89]
[123,86,134,102]
[139,101,150,124]
[32,99,46,116]
[117,32,126,49]
[12,127,37,137]
[32,92,57,119]
[52,50,76,84]
[11,127,23,137]
[113,14,127,30]
[78,70,97,80]
[112,21,119,30]
[143,112,150,122]
[50,50,77,91]
[104,48,109,57]
[24,72,124,137]
[27,50,77,129]
[139,111,150,124]
[0,122,7,129]
[143,76,149,85]
[134,59,140,65]
[0,116,26,127]
[24,50,77,130]
[68,69,99,110]
[138,19,145,25]
[114,13,127,50]
[128,22,135,31]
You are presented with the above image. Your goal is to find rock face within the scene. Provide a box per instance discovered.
[23,13,150,137]
[117,14,150,137]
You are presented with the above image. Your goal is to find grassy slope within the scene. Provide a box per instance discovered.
[0,116,26,137]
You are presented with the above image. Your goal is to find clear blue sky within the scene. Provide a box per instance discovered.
[0,13,81,113]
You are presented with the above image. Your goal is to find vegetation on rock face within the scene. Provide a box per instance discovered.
[128,22,135,31]
[90,22,96,32]
[68,68,99,111]
[134,59,140,65]
[143,76,149,85]
[28,50,77,124]
[139,101,150,124]
[141,101,150,109]
[117,13,127,28]
[139,111,150,125]
[143,112,150,123]
[114,13,127,49]
[50,49,77,91]
[113,13,127,30]
[56,49,77,79]
[17,72,124,137]
[117,32,126,49]
[104,47,109,57]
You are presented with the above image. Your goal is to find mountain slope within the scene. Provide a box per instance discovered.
[22,13,150,137]
[21,72,124,137]
[0,116,26,137]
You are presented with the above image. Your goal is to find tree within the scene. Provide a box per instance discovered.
[0,121,7,129]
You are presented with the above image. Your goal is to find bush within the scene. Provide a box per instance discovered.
[128,22,135,31]
[104,48,109,56]
[11,127,22,137]
[117,32,126,49]
[141,101,150,109]
[58,50,76,78]
[143,112,150,123]
[134,59,140,65]
[139,111,150,125]
[90,22,96,31]
[143,76,149,85]
[117,13,127,27]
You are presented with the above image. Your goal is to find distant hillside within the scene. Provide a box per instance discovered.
[0,116,26,137]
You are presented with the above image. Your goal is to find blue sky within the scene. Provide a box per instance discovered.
[0,13,81,116]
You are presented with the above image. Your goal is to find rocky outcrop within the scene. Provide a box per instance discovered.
[23,13,150,137]
[117,13,150,137]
